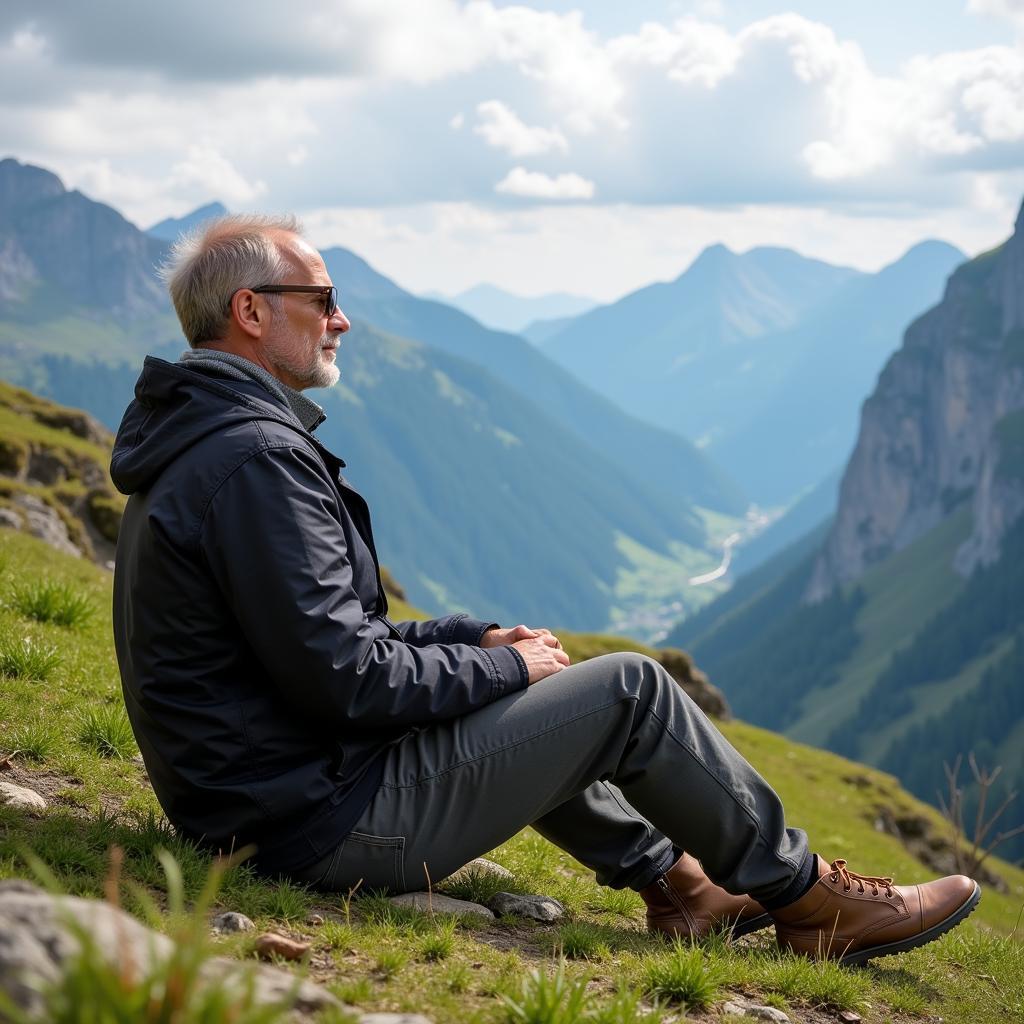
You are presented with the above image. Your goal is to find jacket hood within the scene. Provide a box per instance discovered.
[111,356,308,495]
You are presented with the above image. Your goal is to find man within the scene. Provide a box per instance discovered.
[111,214,979,966]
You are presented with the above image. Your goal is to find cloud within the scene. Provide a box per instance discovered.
[473,100,568,156]
[494,167,596,200]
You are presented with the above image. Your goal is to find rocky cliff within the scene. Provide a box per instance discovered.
[807,200,1024,600]
[0,157,168,318]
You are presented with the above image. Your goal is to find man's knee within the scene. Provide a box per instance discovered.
[588,651,674,702]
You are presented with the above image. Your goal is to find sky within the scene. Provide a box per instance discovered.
[2,0,1023,300]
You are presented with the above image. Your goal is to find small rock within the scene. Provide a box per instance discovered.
[359,1015,433,1024]
[306,913,325,926]
[721,1003,789,1023]
[445,857,513,883]
[253,932,311,962]
[838,1013,862,1023]
[0,882,338,1018]
[211,911,255,934]
[487,891,564,922]
[0,781,47,815]
[388,892,494,919]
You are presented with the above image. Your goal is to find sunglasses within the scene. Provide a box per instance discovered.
[251,285,339,318]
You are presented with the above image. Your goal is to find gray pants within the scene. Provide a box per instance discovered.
[294,653,808,902]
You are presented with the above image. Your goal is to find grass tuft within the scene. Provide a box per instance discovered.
[419,915,458,961]
[750,951,870,1011]
[6,720,59,761]
[502,961,589,1024]
[0,634,61,680]
[10,579,94,628]
[555,920,611,961]
[641,939,725,1008]
[78,702,137,759]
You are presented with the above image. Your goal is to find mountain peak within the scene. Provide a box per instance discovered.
[147,201,229,241]
[0,157,67,217]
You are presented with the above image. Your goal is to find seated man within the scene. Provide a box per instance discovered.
[110,214,980,966]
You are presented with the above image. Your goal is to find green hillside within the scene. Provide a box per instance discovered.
[1,527,1022,1023]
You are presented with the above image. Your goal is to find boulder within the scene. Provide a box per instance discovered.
[0,782,47,815]
[487,892,564,922]
[388,892,494,919]
[0,881,339,1019]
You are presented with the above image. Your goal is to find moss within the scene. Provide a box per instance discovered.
[0,436,28,476]
[87,490,124,543]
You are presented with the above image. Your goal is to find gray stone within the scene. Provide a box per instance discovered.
[721,1002,789,1023]
[11,493,81,558]
[388,892,494,919]
[445,857,513,884]
[210,911,255,934]
[0,782,47,815]
[487,891,564,922]
[0,883,339,1019]
[0,507,22,531]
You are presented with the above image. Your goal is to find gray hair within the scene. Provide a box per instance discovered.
[158,213,303,346]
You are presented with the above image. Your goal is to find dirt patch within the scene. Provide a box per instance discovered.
[0,756,143,817]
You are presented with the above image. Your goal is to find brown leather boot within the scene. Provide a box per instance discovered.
[771,857,980,965]
[639,853,772,940]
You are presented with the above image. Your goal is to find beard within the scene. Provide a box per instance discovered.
[268,328,341,390]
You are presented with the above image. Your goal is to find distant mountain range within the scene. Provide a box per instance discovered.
[666,204,1024,861]
[424,282,597,335]
[539,241,964,507]
[146,201,228,241]
[0,157,740,634]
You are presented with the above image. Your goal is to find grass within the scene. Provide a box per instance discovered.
[78,703,137,759]
[0,633,61,680]
[1,528,1023,1024]
[640,939,725,1008]
[10,579,94,628]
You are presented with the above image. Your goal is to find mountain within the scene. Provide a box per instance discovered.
[711,241,965,504]
[543,244,859,446]
[542,242,962,507]
[146,201,229,241]
[0,157,736,635]
[429,283,597,335]
[322,248,746,516]
[667,202,1024,861]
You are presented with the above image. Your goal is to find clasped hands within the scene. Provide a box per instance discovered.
[480,623,571,684]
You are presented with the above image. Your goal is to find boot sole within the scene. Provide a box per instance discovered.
[732,912,773,939]
[838,881,981,966]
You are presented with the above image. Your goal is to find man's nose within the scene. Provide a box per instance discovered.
[330,307,351,333]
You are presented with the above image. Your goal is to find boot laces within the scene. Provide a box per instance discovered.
[829,859,894,897]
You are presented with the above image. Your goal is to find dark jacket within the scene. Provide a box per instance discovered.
[110,356,528,874]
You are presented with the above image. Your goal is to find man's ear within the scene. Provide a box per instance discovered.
[230,289,267,340]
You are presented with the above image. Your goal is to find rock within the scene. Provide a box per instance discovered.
[306,913,325,926]
[388,892,494,919]
[658,647,731,720]
[487,891,564,922]
[0,882,338,1019]
[11,493,81,558]
[721,1002,789,1022]
[445,857,513,884]
[253,932,310,962]
[838,1012,862,1023]
[0,506,22,531]
[210,911,255,934]
[0,782,47,815]
[359,1015,433,1024]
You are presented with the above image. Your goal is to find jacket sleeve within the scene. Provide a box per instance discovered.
[393,614,498,648]
[198,444,529,728]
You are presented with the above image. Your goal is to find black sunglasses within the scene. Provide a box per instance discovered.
[251,285,339,318]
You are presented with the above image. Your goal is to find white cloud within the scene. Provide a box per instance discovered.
[449,112,465,130]
[473,100,568,157]
[494,167,596,200]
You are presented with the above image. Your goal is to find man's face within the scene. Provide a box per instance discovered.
[261,235,350,391]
